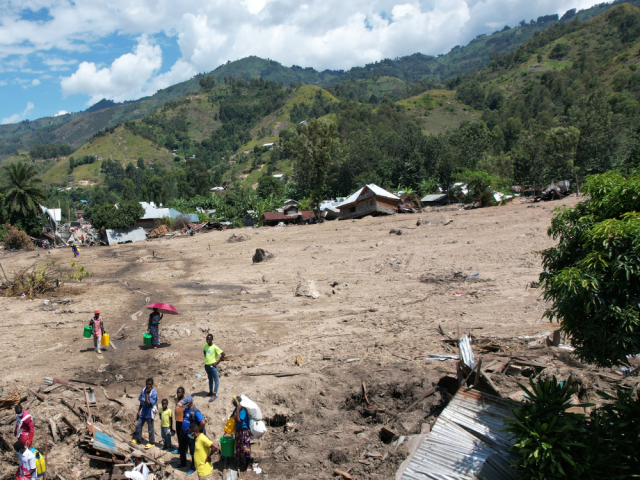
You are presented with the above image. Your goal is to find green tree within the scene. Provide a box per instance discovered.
[256,175,284,199]
[137,157,145,169]
[544,126,581,194]
[454,169,506,207]
[2,162,46,220]
[122,178,137,201]
[88,201,144,230]
[539,170,640,367]
[287,119,341,212]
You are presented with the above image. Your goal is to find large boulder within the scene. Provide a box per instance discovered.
[253,248,274,263]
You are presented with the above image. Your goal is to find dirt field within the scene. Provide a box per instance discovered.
[0,197,588,480]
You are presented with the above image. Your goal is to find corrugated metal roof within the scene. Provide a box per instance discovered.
[105,227,147,245]
[421,194,448,202]
[339,184,400,208]
[263,212,290,221]
[398,388,518,480]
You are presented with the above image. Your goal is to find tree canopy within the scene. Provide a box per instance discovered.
[540,170,640,367]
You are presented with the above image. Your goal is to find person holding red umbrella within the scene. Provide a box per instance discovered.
[147,308,163,348]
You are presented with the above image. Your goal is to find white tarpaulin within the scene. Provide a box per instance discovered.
[105,227,147,245]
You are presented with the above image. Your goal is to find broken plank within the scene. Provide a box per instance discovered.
[101,387,124,406]
[110,340,117,350]
[49,418,60,443]
[114,324,126,337]
[87,454,116,463]
[60,399,83,419]
[29,389,45,402]
[333,469,354,480]
[43,384,62,394]
[60,416,78,434]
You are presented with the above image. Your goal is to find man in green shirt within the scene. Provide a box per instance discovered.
[203,334,225,401]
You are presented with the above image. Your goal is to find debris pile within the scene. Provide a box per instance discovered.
[0,379,174,480]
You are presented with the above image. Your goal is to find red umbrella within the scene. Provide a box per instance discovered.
[147,303,179,315]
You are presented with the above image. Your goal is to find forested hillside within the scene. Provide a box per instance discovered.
[2,1,634,162]
[4,2,640,228]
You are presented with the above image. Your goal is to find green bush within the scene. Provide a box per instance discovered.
[505,377,590,479]
[506,376,640,480]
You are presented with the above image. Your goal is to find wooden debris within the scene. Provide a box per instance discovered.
[101,387,124,406]
[87,454,116,463]
[60,416,78,434]
[110,341,117,350]
[61,399,83,419]
[295,354,303,366]
[43,384,63,394]
[29,389,45,402]
[334,469,354,479]
[49,418,60,443]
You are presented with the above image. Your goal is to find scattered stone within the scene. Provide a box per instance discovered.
[443,219,453,226]
[253,248,274,263]
[416,219,421,226]
[228,233,251,243]
[295,279,320,299]
[389,229,402,235]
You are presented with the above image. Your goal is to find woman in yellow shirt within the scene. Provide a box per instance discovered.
[159,399,177,453]
[188,423,218,480]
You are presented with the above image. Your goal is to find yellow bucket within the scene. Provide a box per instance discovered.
[101,333,109,347]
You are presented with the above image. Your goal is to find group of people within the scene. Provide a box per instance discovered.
[13,404,37,480]
[80,307,246,479]
[86,307,164,354]
[131,376,254,479]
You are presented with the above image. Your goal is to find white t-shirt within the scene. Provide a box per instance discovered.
[18,449,37,480]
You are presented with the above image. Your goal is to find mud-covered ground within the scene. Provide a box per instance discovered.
[3,196,616,480]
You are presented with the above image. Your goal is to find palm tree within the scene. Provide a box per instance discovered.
[3,162,46,219]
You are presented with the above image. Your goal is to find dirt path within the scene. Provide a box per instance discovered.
[0,197,577,480]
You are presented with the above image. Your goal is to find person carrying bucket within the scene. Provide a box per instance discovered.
[88,310,106,354]
[147,308,163,349]
[231,395,253,471]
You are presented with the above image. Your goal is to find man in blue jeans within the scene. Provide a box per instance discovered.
[203,334,225,401]
[132,378,157,448]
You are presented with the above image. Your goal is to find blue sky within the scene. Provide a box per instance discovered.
[0,0,604,124]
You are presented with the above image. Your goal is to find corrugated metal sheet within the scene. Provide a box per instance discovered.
[398,388,518,480]
[93,431,118,453]
[421,194,448,203]
[339,184,400,208]
[105,227,147,245]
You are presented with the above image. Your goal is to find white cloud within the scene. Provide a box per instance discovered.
[54,110,69,116]
[61,35,162,103]
[31,78,40,86]
[1,101,34,124]
[0,1,608,103]
[41,56,78,71]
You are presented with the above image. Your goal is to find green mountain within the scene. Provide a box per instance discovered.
[3,0,635,162]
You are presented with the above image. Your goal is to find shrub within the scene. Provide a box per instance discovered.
[2,224,34,250]
[506,376,640,479]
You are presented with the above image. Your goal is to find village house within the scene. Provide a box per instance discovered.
[421,193,458,206]
[337,184,401,220]
[134,202,199,231]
